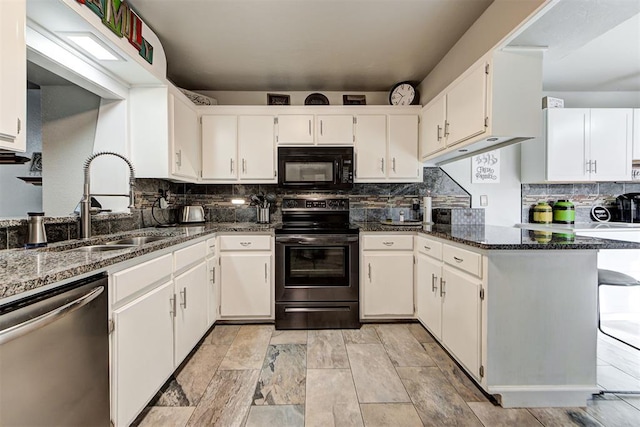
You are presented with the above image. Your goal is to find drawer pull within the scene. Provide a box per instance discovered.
[453,256,463,263]
[382,241,394,246]
[424,245,431,251]
[431,274,438,292]
[240,242,252,247]
[440,278,446,297]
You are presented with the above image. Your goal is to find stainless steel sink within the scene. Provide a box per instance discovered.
[105,236,168,246]
[68,244,137,253]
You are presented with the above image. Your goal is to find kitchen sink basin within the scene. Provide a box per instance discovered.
[105,236,168,246]
[68,244,137,253]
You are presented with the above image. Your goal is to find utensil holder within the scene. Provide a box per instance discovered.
[257,207,270,224]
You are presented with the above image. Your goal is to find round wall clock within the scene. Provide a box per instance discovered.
[389,81,419,105]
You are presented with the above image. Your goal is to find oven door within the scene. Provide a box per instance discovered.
[275,234,359,302]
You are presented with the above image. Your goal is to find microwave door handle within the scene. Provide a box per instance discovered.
[335,160,340,183]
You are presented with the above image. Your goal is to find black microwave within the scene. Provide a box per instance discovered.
[278,147,354,190]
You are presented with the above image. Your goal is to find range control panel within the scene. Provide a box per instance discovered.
[282,197,349,211]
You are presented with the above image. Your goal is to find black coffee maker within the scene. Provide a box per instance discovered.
[616,193,640,223]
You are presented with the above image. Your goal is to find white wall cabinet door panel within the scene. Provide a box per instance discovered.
[441,266,481,377]
[421,96,446,158]
[202,115,238,180]
[0,0,26,152]
[174,261,209,366]
[388,115,419,180]
[316,115,354,145]
[546,109,589,181]
[419,254,443,340]
[589,109,632,181]
[277,115,314,144]
[633,109,640,161]
[355,115,387,180]
[363,253,414,317]
[220,253,271,317]
[171,94,200,179]
[446,62,487,146]
[113,281,174,427]
[238,115,275,180]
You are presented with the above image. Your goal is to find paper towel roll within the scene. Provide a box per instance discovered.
[423,196,432,224]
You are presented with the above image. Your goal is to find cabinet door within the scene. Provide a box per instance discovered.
[202,115,238,180]
[277,115,314,144]
[441,266,481,377]
[238,115,276,180]
[590,109,632,181]
[206,255,219,326]
[363,253,414,316]
[174,261,209,366]
[171,94,200,179]
[355,115,387,180]
[0,0,26,152]
[416,253,443,340]
[546,109,589,181]
[220,253,271,317]
[316,115,354,145]
[388,115,419,180]
[113,281,174,427]
[634,109,640,161]
[446,61,487,146]
[421,96,446,158]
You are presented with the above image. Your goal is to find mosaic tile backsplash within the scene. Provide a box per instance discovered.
[521,182,640,223]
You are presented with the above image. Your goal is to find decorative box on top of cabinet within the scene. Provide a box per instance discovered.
[521,108,633,182]
[0,0,26,152]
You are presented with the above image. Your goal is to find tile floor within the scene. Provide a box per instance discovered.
[133,323,640,427]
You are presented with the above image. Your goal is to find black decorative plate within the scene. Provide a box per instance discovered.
[305,93,329,105]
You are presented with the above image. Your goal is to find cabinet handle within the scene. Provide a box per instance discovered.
[444,121,450,137]
[170,295,176,317]
[382,241,394,246]
[392,157,396,173]
[242,158,246,173]
[453,256,463,263]
[424,245,431,251]
[240,241,251,247]
[431,273,438,292]
[381,158,385,172]
[436,125,442,141]
[308,120,312,136]
[175,150,182,167]
[264,263,268,282]
[211,267,215,284]
[230,158,234,174]
[180,287,187,309]
[586,160,591,173]
[593,160,597,173]
[368,263,372,281]
[320,120,324,136]
[17,118,21,134]
[440,278,446,297]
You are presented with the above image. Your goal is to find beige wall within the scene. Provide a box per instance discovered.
[197,91,389,106]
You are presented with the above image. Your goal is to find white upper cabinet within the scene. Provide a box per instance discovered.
[171,93,200,179]
[201,114,276,183]
[0,0,26,152]
[421,50,542,164]
[634,109,640,161]
[316,115,354,145]
[522,108,632,183]
[276,115,314,144]
[355,113,421,183]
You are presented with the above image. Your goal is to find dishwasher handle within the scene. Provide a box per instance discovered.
[0,286,104,345]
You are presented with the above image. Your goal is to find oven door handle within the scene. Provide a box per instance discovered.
[284,306,351,313]
[276,235,358,245]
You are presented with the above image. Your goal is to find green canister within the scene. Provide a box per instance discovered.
[552,200,575,224]
[532,202,552,224]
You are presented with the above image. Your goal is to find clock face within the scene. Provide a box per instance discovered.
[390,82,416,105]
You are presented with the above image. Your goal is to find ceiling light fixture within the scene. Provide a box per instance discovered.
[62,32,121,61]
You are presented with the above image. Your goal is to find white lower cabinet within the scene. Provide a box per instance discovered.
[112,281,174,427]
[361,234,414,318]
[416,250,443,340]
[205,237,219,326]
[174,261,209,365]
[219,235,273,319]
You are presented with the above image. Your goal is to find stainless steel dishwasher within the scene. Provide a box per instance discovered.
[0,273,110,426]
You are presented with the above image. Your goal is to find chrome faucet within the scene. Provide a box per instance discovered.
[80,151,135,240]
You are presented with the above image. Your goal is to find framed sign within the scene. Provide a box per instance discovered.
[267,93,290,105]
[471,150,500,183]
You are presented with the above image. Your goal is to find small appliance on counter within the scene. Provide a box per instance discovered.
[25,212,47,248]
[178,205,205,224]
[616,193,640,223]
[433,208,485,225]
[552,200,575,224]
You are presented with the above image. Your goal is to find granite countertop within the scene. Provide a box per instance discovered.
[357,222,640,250]
[0,222,276,301]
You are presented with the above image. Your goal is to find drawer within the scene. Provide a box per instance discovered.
[362,234,414,251]
[206,237,216,256]
[175,241,207,272]
[113,253,173,302]
[219,235,271,251]
[416,235,442,260]
[443,244,482,277]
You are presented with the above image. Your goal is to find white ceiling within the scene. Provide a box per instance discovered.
[125,0,493,92]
